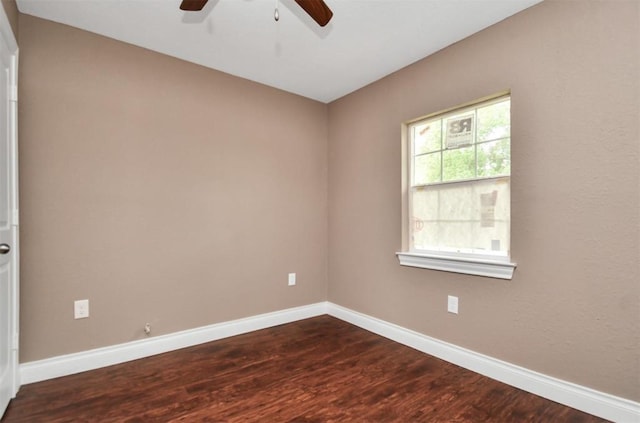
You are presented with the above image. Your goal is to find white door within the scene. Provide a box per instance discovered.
[0,7,18,419]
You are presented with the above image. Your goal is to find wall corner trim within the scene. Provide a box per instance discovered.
[19,302,639,422]
[326,303,640,423]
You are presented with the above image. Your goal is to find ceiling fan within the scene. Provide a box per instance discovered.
[179,0,334,27]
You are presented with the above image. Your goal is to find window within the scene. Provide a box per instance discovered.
[397,93,516,279]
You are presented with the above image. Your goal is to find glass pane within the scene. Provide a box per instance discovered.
[410,187,440,250]
[413,120,442,154]
[444,112,475,149]
[414,152,441,185]
[477,99,510,142]
[443,146,475,181]
[477,139,510,177]
[410,178,510,255]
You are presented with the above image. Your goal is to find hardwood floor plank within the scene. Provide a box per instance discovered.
[3,316,608,422]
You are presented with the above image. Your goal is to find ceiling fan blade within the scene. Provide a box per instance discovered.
[294,0,333,27]
[180,0,209,11]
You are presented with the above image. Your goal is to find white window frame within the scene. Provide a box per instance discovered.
[397,92,516,280]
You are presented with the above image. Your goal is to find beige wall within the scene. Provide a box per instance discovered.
[18,15,328,362]
[16,0,639,404]
[328,0,639,402]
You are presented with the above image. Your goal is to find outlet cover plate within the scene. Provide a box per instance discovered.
[74,299,89,319]
[447,295,458,314]
[288,273,296,286]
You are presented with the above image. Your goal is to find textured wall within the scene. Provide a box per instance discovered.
[18,15,328,362]
[16,0,640,404]
[328,0,639,401]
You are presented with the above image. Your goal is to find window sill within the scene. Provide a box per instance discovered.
[396,251,516,280]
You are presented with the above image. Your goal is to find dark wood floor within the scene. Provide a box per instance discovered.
[3,316,607,422]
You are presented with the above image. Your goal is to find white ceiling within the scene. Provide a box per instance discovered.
[16,0,542,103]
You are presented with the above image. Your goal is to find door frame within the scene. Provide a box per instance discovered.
[0,2,20,404]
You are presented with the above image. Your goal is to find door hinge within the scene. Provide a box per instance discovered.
[12,332,18,350]
[11,209,18,226]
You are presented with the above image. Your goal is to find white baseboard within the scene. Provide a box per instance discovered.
[19,301,639,423]
[326,303,640,423]
[20,302,327,385]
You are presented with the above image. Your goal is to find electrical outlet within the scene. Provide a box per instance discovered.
[74,299,89,319]
[288,273,296,286]
[447,295,458,314]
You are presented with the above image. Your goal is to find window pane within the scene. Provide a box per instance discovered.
[406,94,511,261]
[477,100,510,142]
[444,112,475,149]
[443,146,475,181]
[410,187,440,250]
[414,152,441,185]
[477,139,510,177]
[410,178,510,255]
[413,120,442,154]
